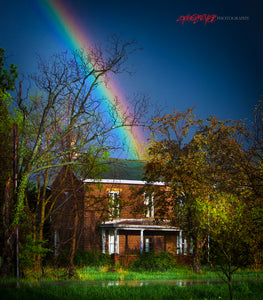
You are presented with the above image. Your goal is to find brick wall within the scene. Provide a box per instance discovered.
[82,182,144,251]
[51,176,179,256]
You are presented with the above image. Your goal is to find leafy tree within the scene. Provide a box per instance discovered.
[0,47,18,91]
[197,193,250,300]
[145,107,209,273]
[0,48,19,277]
[196,112,263,275]
[145,107,262,280]
[185,111,262,300]
[0,48,19,201]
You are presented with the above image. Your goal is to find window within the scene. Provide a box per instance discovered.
[144,237,153,253]
[177,231,188,255]
[144,193,154,218]
[109,191,120,218]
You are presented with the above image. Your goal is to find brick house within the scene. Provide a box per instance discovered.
[52,159,188,263]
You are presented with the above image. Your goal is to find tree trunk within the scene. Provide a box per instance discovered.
[192,245,201,274]
[0,178,14,277]
[228,276,234,300]
[34,201,46,271]
[67,168,81,279]
[192,237,201,274]
[68,200,78,278]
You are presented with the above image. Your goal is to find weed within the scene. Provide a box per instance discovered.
[0,281,263,300]
[130,252,177,272]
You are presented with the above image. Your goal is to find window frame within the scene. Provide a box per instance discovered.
[144,193,154,218]
[108,190,120,219]
[144,237,153,253]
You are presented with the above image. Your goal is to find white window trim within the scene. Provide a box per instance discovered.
[109,191,120,218]
[144,193,154,218]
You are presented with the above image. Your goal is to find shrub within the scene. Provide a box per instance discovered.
[74,250,111,267]
[130,252,177,271]
[54,249,71,267]
[19,235,52,270]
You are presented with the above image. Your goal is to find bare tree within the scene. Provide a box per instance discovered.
[13,36,148,274]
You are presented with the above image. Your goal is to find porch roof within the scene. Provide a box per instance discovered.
[100,219,180,232]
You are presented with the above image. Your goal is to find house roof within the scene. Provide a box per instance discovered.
[99,159,146,181]
[83,159,165,185]
[100,219,180,232]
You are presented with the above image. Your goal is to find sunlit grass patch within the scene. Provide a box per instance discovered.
[2,265,262,283]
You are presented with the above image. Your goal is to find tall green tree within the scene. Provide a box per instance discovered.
[191,117,253,300]
[0,47,19,200]
[0,47,18,91]
[197,192,251,300]
[145,107,209,273]
[197,111,262,272]
[0,47,19,277]
[145,107,262,281]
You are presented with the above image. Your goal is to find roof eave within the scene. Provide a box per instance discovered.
[83,178,165,186]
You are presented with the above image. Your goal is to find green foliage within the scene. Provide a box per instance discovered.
[0,92,13,187]
[0,47,18,91]
[73,250,111,267]
[130,252,177,271]
[54,249,71,267]
[55,250,111,268]
[146,106,263,276]
[19,235,52,271]
[0,91,23,201]
[1,281,262,300]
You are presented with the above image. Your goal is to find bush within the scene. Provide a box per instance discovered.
[130,252,177,271]
[54,249,70,267]
[19,235,52,270]
[74,250,111,267]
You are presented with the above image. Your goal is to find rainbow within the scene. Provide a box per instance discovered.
[36,0,146,159]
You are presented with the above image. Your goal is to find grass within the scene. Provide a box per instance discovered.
[14,265,262,282]
[1,281,263,300]
[1,267,262,300]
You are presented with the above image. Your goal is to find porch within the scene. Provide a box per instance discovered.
[99,219,187,262]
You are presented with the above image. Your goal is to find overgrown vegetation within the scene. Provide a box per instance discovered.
[74,250,111,267]
[7,250,262,282]
[130,252,177,271]
[1,281,263,300]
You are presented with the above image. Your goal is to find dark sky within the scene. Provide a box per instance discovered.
[1,0,263,122]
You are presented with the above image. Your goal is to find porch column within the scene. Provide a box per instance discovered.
[114,229,118,254]
[102,229,106,254]
[140,229,144,253]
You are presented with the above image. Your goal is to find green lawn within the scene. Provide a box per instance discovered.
[1,281,263,300]
[1,267,262,300]
[15,265,262,282]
